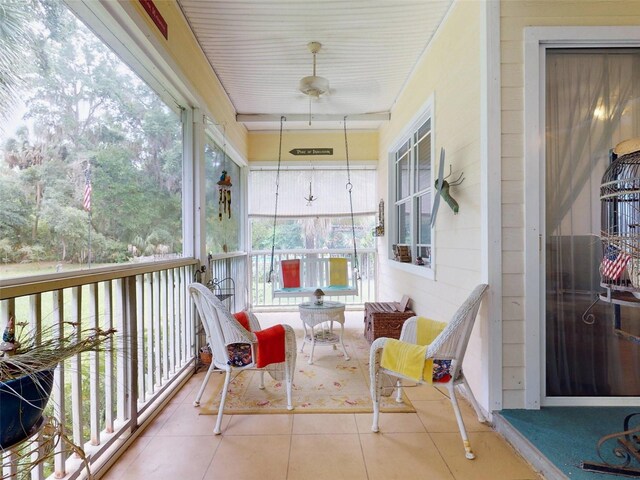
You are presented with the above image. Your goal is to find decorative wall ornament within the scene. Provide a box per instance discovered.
[431,148,465,227]
[216,125,232,220]
[374,199,384,236]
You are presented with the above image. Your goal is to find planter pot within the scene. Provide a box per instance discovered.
[0,368,55,448]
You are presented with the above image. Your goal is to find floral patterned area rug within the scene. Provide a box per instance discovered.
[199,327,416,414]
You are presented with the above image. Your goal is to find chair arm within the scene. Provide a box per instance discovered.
[262,323,297,382]
[281,323,297,355]
[369,337,388,365]
[369,337,388,390]
[247,311,262,332]
[398,316,419,343]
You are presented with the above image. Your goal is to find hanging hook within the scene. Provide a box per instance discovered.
[581,295,600,325]
[443,165,465,186]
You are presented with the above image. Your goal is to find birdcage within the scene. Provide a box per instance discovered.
[600,144,640,302]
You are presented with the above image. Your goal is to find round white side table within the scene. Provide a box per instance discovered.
[298,300,350,364]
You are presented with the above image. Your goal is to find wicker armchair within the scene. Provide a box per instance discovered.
[189,283,296,434]
[369,284,488,459]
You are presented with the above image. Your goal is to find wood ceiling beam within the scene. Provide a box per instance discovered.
[236,112,391,123]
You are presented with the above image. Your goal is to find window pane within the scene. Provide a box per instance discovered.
[205,140,240,254]
[415,131,431,192]
[417,119,431,139]
[417,246,431,267]
[397,202,411,244]
[396,150,410,200]
[417,192,431,245]
[0,0,183,280]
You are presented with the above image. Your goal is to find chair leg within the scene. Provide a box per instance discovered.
[395,379,403,403]
[258,370,265,390]
[447,382,475,459]
[460,376,486,423]
[193,362,216,407]
[214,367,232,435]
[285,358,294,411]
[371,368,381,432]
[371,387,381,432]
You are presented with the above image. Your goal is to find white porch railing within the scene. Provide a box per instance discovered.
[249,249,377,309]
[0,258,199,480]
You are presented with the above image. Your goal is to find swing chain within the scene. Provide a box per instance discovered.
[268,116,286,283]
[344,116,361,280]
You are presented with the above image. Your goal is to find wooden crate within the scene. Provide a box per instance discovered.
[364,302,415,344]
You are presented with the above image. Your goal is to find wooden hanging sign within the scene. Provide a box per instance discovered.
[139,0,168,40]
[289,148,333,156]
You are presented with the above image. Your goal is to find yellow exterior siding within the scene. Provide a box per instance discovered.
[247,130,379,163]
[500,0,640,408]
[377,1,488,405]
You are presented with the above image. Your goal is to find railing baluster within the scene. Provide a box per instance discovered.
[152,271,161,388]
[30,429,45,480]
[124,276,138,430]
[136,275,145,403]
[52,290,66,478]
[184,267,193,364]
[168,268,176,374]
[115,278,128,422]
[160,270,169,380]
[70,286,84,451]
[29,293,42,345]
[177,267,185,364]
[88,283,100,446]
[1,299,16,479]
[30,291,44,478]
[2,450,17,479]
[145,273,154,396]
[103,280,114,433]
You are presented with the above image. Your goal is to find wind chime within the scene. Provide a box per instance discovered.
[217,126,232,220]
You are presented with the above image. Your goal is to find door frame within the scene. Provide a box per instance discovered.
[523,26,640,408]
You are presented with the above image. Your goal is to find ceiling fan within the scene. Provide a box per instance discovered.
[299,41,330,99]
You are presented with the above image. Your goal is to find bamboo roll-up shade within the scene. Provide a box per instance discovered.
[249,168,377,218]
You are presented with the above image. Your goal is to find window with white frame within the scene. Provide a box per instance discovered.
[391,114,433,268]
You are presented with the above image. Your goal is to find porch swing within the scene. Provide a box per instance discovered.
[267,116,360,298]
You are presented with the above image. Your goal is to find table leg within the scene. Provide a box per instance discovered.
[308,324,315,365]
[300,322,307,353]
[338,322,350,361]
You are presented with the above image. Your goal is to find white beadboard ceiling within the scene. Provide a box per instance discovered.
[177,0,453,131]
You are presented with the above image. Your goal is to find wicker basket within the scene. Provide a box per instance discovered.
[364,302,415,344]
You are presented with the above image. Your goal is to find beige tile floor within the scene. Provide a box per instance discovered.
[102,311,541,480]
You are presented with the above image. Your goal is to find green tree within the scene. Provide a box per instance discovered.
[0,0,33,132]
[2,0,183,267]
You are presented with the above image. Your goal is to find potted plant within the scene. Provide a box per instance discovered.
[0,316,115,449]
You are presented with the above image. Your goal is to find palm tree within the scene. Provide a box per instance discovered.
[0,1,32,133]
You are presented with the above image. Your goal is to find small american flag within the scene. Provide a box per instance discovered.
[83,169,92,212]
[600,246,631,280]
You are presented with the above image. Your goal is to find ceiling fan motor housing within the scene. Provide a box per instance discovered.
[299,75,329,98]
